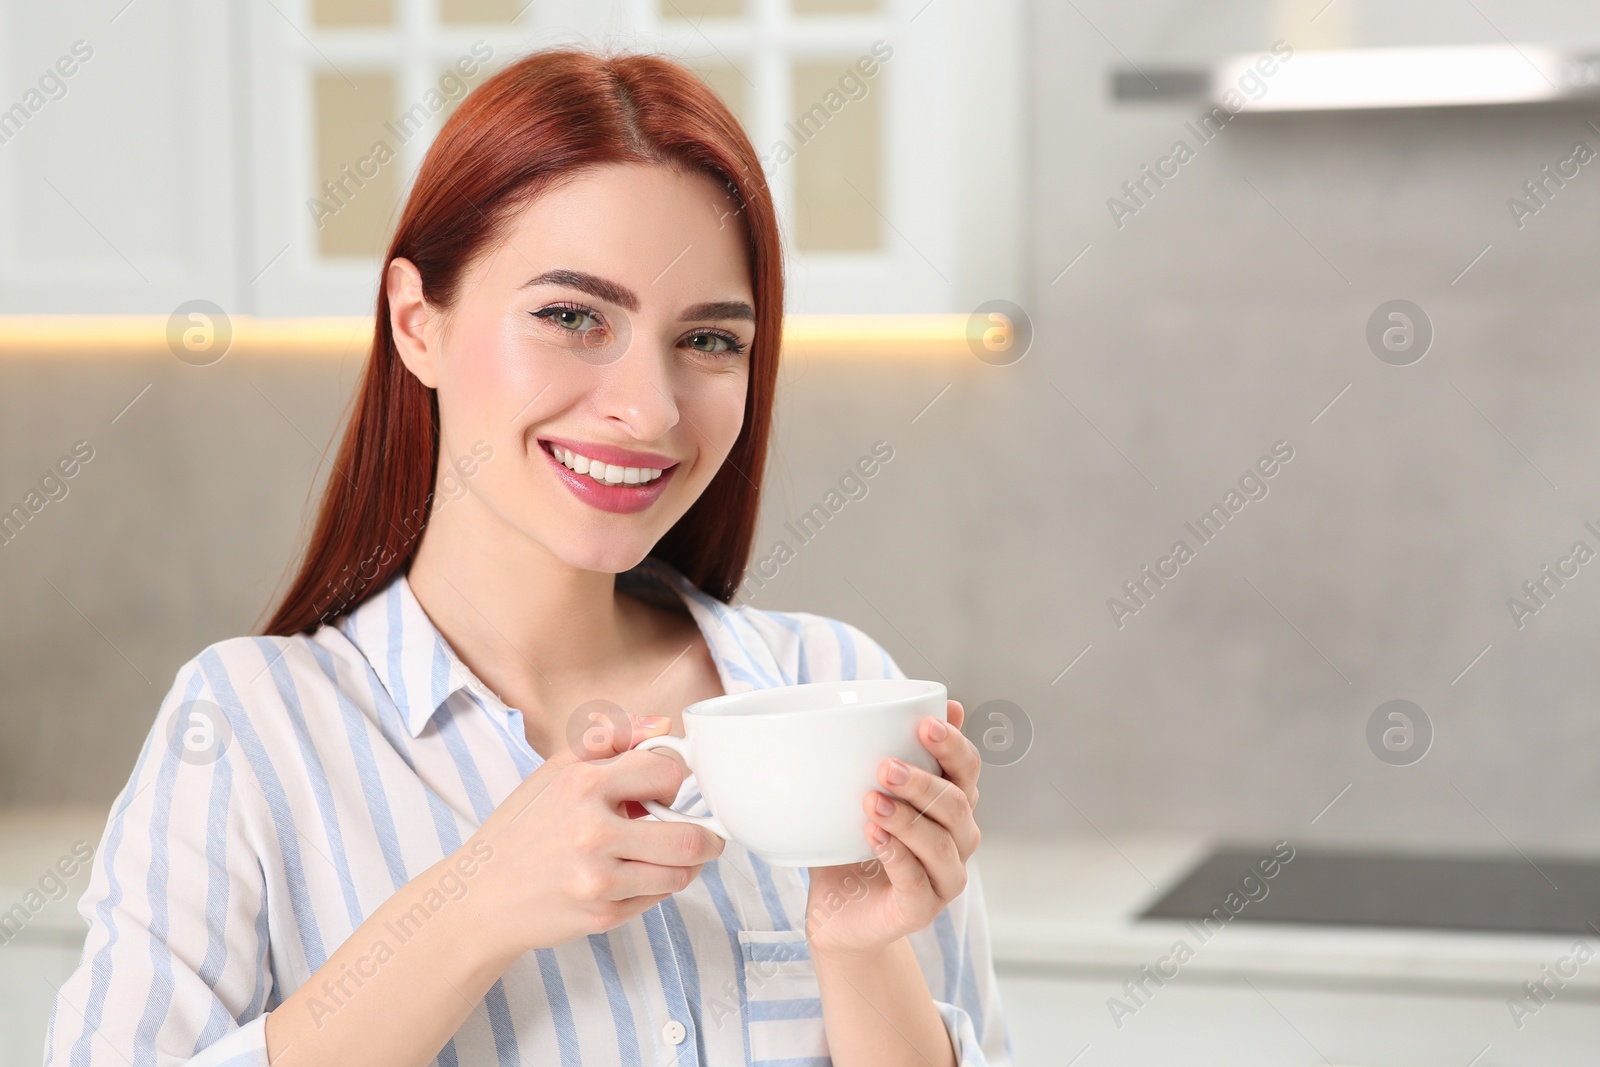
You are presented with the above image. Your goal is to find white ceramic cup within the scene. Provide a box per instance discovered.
[635,678,948,867]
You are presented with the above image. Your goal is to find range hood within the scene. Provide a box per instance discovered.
[1114,44,1600,112]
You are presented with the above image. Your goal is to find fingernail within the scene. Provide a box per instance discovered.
[884,759,910,785]
[869,823,889,846]
[927,719,948,741]
[638,716,670,730]
[874,793,895,817]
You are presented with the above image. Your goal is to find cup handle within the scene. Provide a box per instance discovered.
[634,735,731,839]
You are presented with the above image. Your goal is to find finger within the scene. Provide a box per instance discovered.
[591,747,691,808]
[609,890,682,928]
[617,891,674,915]
[587,712,673,761]
[505,720,667,825]
[918,715,982,809]
[640,741,690,781]
[946,699,965,731]
[619,716,676,815]
[521,715,672,827]
[864,820,936,901]
[880,757,979,851]
[866,795,967,900]
[604,858,707,900]
[611,811,726,868]
[628,715,674,749]
[548,711,664,771]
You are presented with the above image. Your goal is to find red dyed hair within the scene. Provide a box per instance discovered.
[261,48,782,636]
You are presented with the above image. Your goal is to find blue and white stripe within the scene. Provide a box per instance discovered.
[43,555,1013,1066]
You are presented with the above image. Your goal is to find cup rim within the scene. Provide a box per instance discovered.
[683,678,946,721]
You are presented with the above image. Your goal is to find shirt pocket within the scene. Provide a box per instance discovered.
[737,928,830,1065]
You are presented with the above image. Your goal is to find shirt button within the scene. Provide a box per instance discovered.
[662,1019,686,1045]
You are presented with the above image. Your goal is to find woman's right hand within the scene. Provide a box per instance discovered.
[466,713,725,957]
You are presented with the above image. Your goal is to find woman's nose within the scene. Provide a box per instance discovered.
[589,340,679,442]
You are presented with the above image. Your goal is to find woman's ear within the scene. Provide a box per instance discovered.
[387,257,439,389]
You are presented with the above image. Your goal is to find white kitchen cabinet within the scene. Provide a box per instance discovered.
[1,940,83,1067]
[0,2,239,314]
[0,807,103,1067]
[998,968,1599,1067]
[979,835,1600,1067]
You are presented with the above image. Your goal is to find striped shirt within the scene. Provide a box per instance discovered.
[44,555,1014,1066]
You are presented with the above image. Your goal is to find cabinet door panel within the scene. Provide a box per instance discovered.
[0,938,86,1067]
[0,1,237,313]
[998,970,1600,1067]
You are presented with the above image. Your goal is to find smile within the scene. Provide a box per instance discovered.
[538,439,680,515]
[548,443,665,486]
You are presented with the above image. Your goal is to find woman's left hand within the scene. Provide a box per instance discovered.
[804,699,981,958]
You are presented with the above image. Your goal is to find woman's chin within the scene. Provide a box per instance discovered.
[553,538,660,577]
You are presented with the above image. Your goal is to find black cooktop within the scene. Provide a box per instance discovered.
[1140,847,1600,936]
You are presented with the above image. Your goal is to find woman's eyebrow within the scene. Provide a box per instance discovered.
[518,270,751,322]
[680,300,755,321]
[519,268,640,312]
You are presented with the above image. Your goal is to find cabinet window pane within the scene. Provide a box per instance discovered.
[791,60,881,252]
[440,0,520,24]
[313,72,400,257]
[793,0,878,12]
[685,63,751,132]
[311,0,394,27]
[660,0,744,20]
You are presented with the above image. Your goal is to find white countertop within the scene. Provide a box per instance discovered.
[976,833,1600,999]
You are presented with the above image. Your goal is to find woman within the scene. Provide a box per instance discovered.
[45,47,1012,1067]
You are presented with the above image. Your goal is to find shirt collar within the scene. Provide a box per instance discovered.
[338,570,479,738]
[339,556,781,739]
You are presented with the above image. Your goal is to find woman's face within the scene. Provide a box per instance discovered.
[390,162,755,574]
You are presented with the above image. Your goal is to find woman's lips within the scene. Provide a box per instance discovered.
[540,441,678,514]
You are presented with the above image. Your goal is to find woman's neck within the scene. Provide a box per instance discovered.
[402,489,646,728]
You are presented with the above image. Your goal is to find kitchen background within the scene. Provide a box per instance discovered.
[4,0,1600,1063]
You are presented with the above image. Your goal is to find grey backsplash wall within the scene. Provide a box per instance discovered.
[981,0,1600,854]
[762,0,1600,856]
[7,0,1600,859]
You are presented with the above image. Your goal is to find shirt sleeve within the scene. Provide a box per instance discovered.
[832,620,1017,1065]
[921,859,1016,1067]
[44,654,275,1067]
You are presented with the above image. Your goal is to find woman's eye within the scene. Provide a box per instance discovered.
[534,306,602,332]
[684,331,745,356]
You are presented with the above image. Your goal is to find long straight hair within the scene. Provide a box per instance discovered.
[261,48,782,636]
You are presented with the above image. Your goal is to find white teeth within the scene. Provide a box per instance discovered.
[548,444,663,486]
